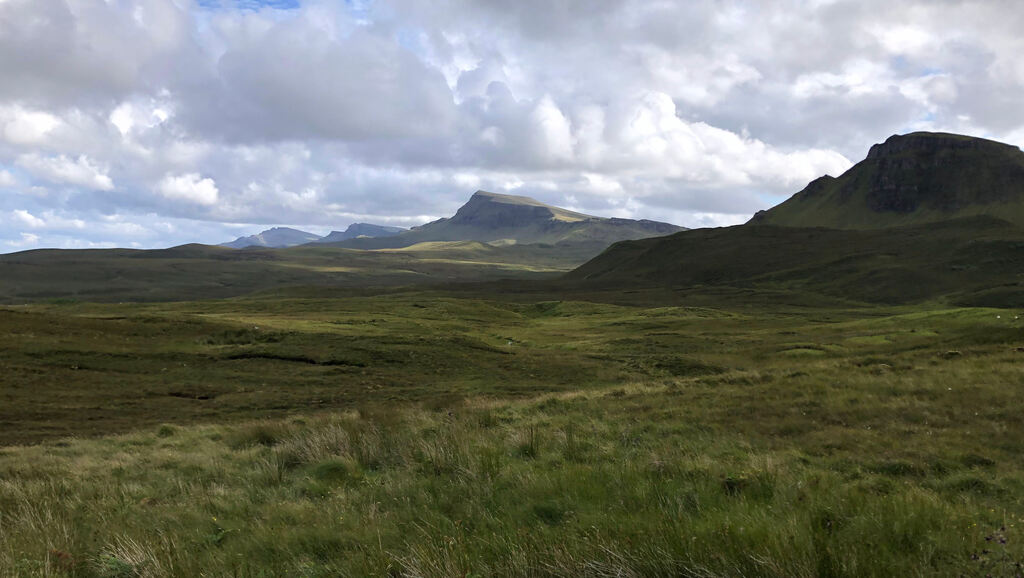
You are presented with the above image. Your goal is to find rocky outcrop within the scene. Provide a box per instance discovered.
[750,132,1024,229]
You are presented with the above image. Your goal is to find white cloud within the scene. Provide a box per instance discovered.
[529,96,574,164]
[12,209,45,228]
[8,209,89,233]
[157,173,219,205]
[0,105,60,145]
[452,172,481,189]
[0,169,15,187]
[109,99,171,137]
[871,24,937,56]
[580,173,624,196]
[6,232,39,248]
[17,154,114,190]
[792,60,895,99]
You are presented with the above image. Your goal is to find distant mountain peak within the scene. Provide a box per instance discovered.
[221,227,321,249]
[453,190,595,225]
[313,223,405,244]
[750,131,1024,229]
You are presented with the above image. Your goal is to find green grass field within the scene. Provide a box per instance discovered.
[0,241,582,304]
[2,293,1024,576]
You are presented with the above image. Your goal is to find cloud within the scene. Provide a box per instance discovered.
[1,0,1024,250]
[12,209,45,228]
[17,154,114,190]
[6,232,40,248]
[528,96,574,165]
[109,99,171,137]
[9,209,87,231]
[180,9,456,141]
[0,105,61,145]
[157,173,219,205]
[0,0,196,107]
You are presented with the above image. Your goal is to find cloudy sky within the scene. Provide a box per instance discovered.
[2,0,1024,251]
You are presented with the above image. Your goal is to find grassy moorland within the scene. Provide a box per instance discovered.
[1,294,1024,576]
[0,241,581,304]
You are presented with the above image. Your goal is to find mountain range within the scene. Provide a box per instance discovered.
[222,223,406,249]
[313,223,406,244]
[318,190,683,251]
[221,192,680,255]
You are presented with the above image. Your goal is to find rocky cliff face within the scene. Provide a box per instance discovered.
[859,133,1024,212]
[750,132,1024,229]
[864,132,1011,159]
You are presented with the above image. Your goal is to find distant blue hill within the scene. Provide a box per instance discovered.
[311,223,406,244]
[221,227,322,249]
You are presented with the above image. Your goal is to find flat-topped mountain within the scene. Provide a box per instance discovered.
[313,223,405,244]
[322,190,684,251]
[449,191,594,227]
[222,227,321,249]
[750,132,1024,229]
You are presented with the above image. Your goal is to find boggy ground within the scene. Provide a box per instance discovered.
[1,294,1023,576]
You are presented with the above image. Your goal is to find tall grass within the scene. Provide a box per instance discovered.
[1,373,1021,576]
[3,300,1024,575]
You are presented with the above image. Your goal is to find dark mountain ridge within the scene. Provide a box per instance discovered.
[568,215,1024,305]
[750,132,1024,229]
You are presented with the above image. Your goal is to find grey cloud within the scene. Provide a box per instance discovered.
[0,0,198,107]
[3,0,1024,251]
[181,17,457,142]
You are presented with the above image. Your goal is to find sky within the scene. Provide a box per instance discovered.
[3,0,1024,251]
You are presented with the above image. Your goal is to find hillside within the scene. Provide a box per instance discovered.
[567,132,1024,305]
[567,216,1024,305]
[320,191,683,252]
[222,227,322,248]
[749,132,1024,229]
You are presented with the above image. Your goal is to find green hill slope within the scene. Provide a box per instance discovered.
[568,216,1024,305]
[750,132,1024,229]
[0,241,581,303]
